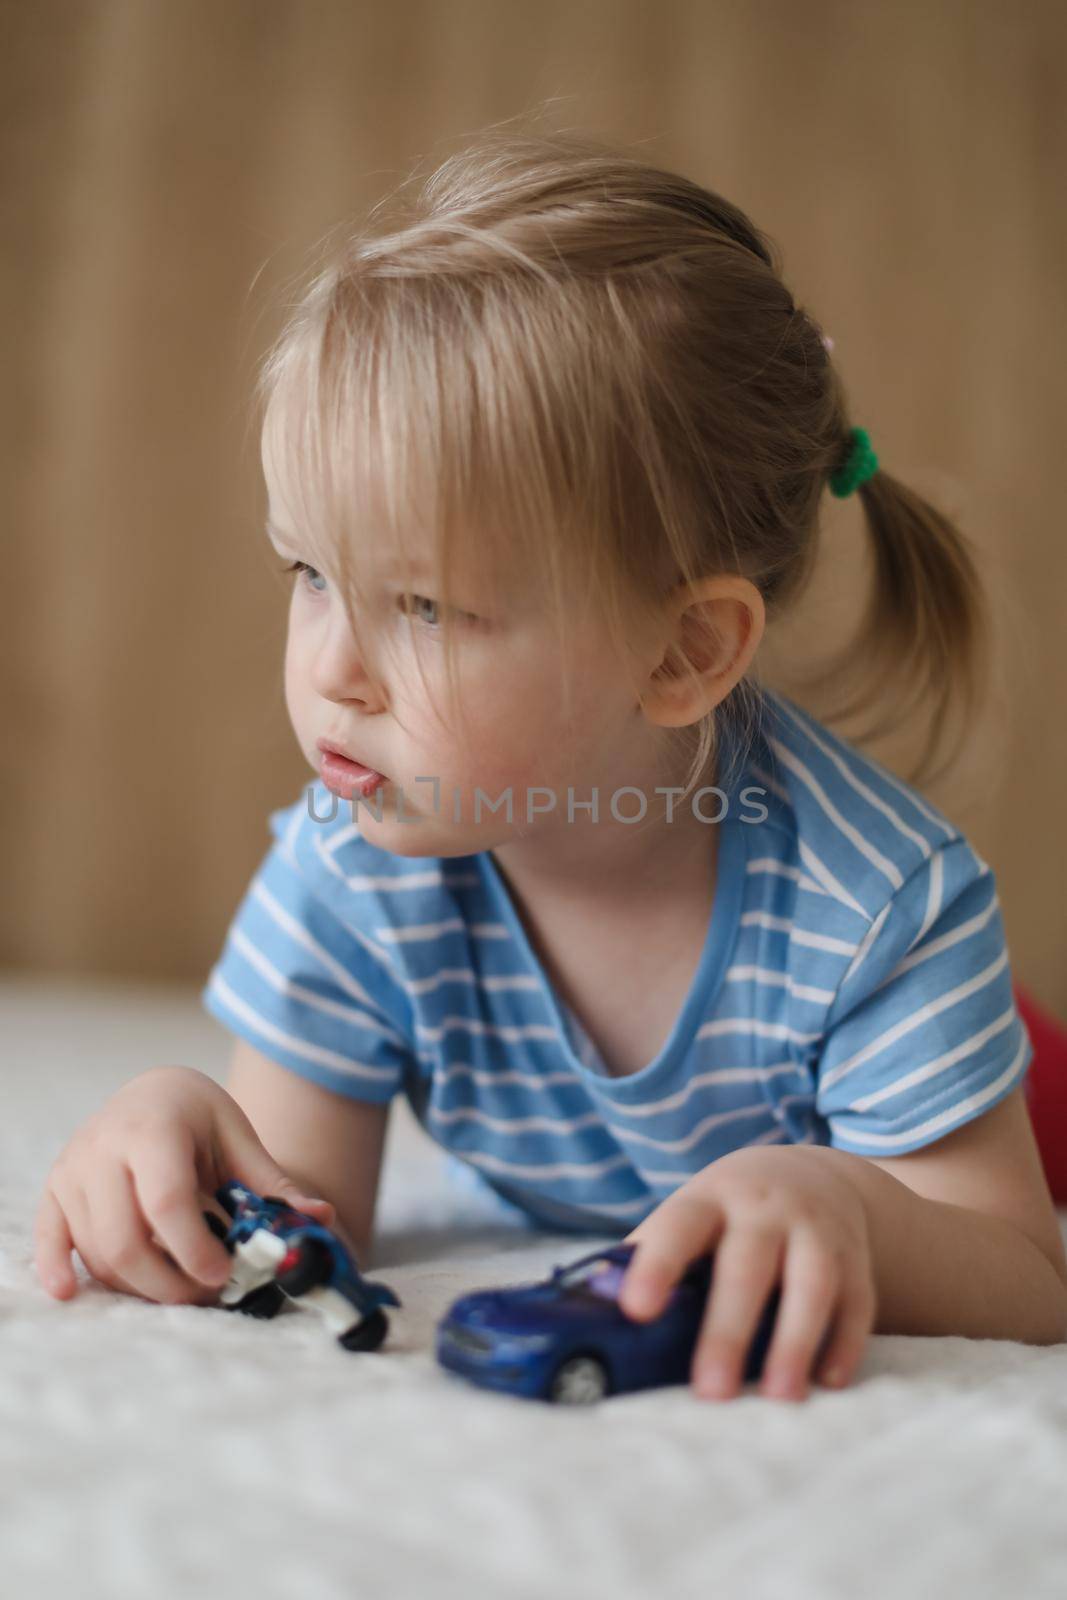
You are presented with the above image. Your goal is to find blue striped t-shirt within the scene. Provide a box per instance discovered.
[200,688,1032,1234]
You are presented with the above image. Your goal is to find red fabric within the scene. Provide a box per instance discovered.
[1016,983,1067,1205]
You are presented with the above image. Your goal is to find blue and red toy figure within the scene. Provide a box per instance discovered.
[206,1181,400,1351]
[436,1241,781,1403]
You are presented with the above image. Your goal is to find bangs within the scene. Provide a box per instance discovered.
[258,265,672,733]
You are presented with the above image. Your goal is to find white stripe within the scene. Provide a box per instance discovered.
[769,737,904,889]
[798,840,872,920]
[252,881,403,1024]
[820,947,1009,1092]
[428,1104,605,1136]
[640,1127,789,1183]
[845,749,958,842]
[773,699,934,859]
[258,857,409,991]
[876,887,1000,993]
[375,917,510,944]
[332,866,452,893]
[461,1148,633,1182]
[573,1197,656,1217]
[746,857,830,898]
[740,911,859,956]
[433,1062,803,1119]
[695,1017,822,1046]
[314,821,480,892]
[912,849,945,951]
[838,902,892,990]
[597,1062,802,1120]
[206,973,398,1083]
[610,1102,778,1153]
[513,1192,652,1219]
[846,1007,1016,1111]
[229,927,408,1049]
[437,1062,582,1093]
[828,1035,1028,1150]
[416,1016,562,1045]
[724,965,836,1005]
[379,918,512,944]
[280,803,303,862]
[406,967,543,996]
[322,821,361,855]
[762,697,955,845]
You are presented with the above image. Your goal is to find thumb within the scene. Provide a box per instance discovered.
[217,1111,336,1228]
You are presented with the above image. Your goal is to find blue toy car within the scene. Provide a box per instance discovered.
[435,1242,781,1403]
[205,1181,401,1352]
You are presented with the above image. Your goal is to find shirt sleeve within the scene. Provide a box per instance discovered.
[200,798,415,1104]
[813,838,1033,1155]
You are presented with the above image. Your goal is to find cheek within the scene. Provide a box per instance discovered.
[455,677,577,793]
[282,631,312,727]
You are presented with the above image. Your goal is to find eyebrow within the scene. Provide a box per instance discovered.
[265,521,441,581]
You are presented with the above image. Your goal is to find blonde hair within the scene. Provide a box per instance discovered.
[258,116,988,800]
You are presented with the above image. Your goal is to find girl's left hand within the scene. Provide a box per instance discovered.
[618,1145,878,1402]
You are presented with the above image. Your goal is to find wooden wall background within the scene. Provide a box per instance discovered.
[4,0,1066,1017]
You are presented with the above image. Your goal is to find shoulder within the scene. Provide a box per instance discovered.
[741,689,969,926]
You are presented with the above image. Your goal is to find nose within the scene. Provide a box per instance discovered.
[309,603,387,710]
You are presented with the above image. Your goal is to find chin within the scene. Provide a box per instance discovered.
[358,808,499,861]
[350,806,443,856]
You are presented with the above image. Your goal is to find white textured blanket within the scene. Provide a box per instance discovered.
[3,976,1066,1599]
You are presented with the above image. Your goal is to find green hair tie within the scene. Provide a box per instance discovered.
[829,426,880,497]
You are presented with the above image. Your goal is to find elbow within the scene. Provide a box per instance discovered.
[1047,1279,1067,1345]
[1012,1221,1067,1341]
[1028,1260,1067,1345]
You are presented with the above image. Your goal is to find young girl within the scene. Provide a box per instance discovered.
[35,126,1067,1403]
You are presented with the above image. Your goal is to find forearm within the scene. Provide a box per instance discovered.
[224,1045,388,1262]
[816,1147,1067,1346]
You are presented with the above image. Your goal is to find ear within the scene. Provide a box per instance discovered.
[639,576,765,729]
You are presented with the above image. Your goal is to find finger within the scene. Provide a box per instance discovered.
[43,1181,138,1297]
[758,1228,842,1401]
[814,1270,877,1390]
[691,1224,783,1400]
[216,1104,336,1227]
[61,1184,139,1297]
[34,1188,77,1299]
[87,1162,213,1305]
[130,1128,234,1288]
[619,1193,727,1321]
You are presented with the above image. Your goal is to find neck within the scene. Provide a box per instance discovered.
[488,744,724,913]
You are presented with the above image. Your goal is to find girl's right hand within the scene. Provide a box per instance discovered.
[34,1064,335,1305]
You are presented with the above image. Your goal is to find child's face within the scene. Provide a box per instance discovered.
[263,436,674,861]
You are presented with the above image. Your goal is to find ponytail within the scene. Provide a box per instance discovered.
[795,461,990,788]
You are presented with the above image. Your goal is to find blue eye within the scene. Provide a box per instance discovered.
[402,594,443,628]
[282,560,327,595]
[281,566,477,630]
[400,594,482,629]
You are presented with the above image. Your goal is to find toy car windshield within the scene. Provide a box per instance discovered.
[553,1256,627,1300]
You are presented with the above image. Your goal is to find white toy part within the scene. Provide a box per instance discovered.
[219,1229,288,1307]
[287,1283,366,1339]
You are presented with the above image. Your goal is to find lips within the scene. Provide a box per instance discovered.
[316,737,372,766]
[315,738,386,801]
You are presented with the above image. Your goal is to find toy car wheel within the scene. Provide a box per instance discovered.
[547,1354,609,1405]
[338,1309,389,1352]
[275,1237,332,1296]
[236,1282,286,1320]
